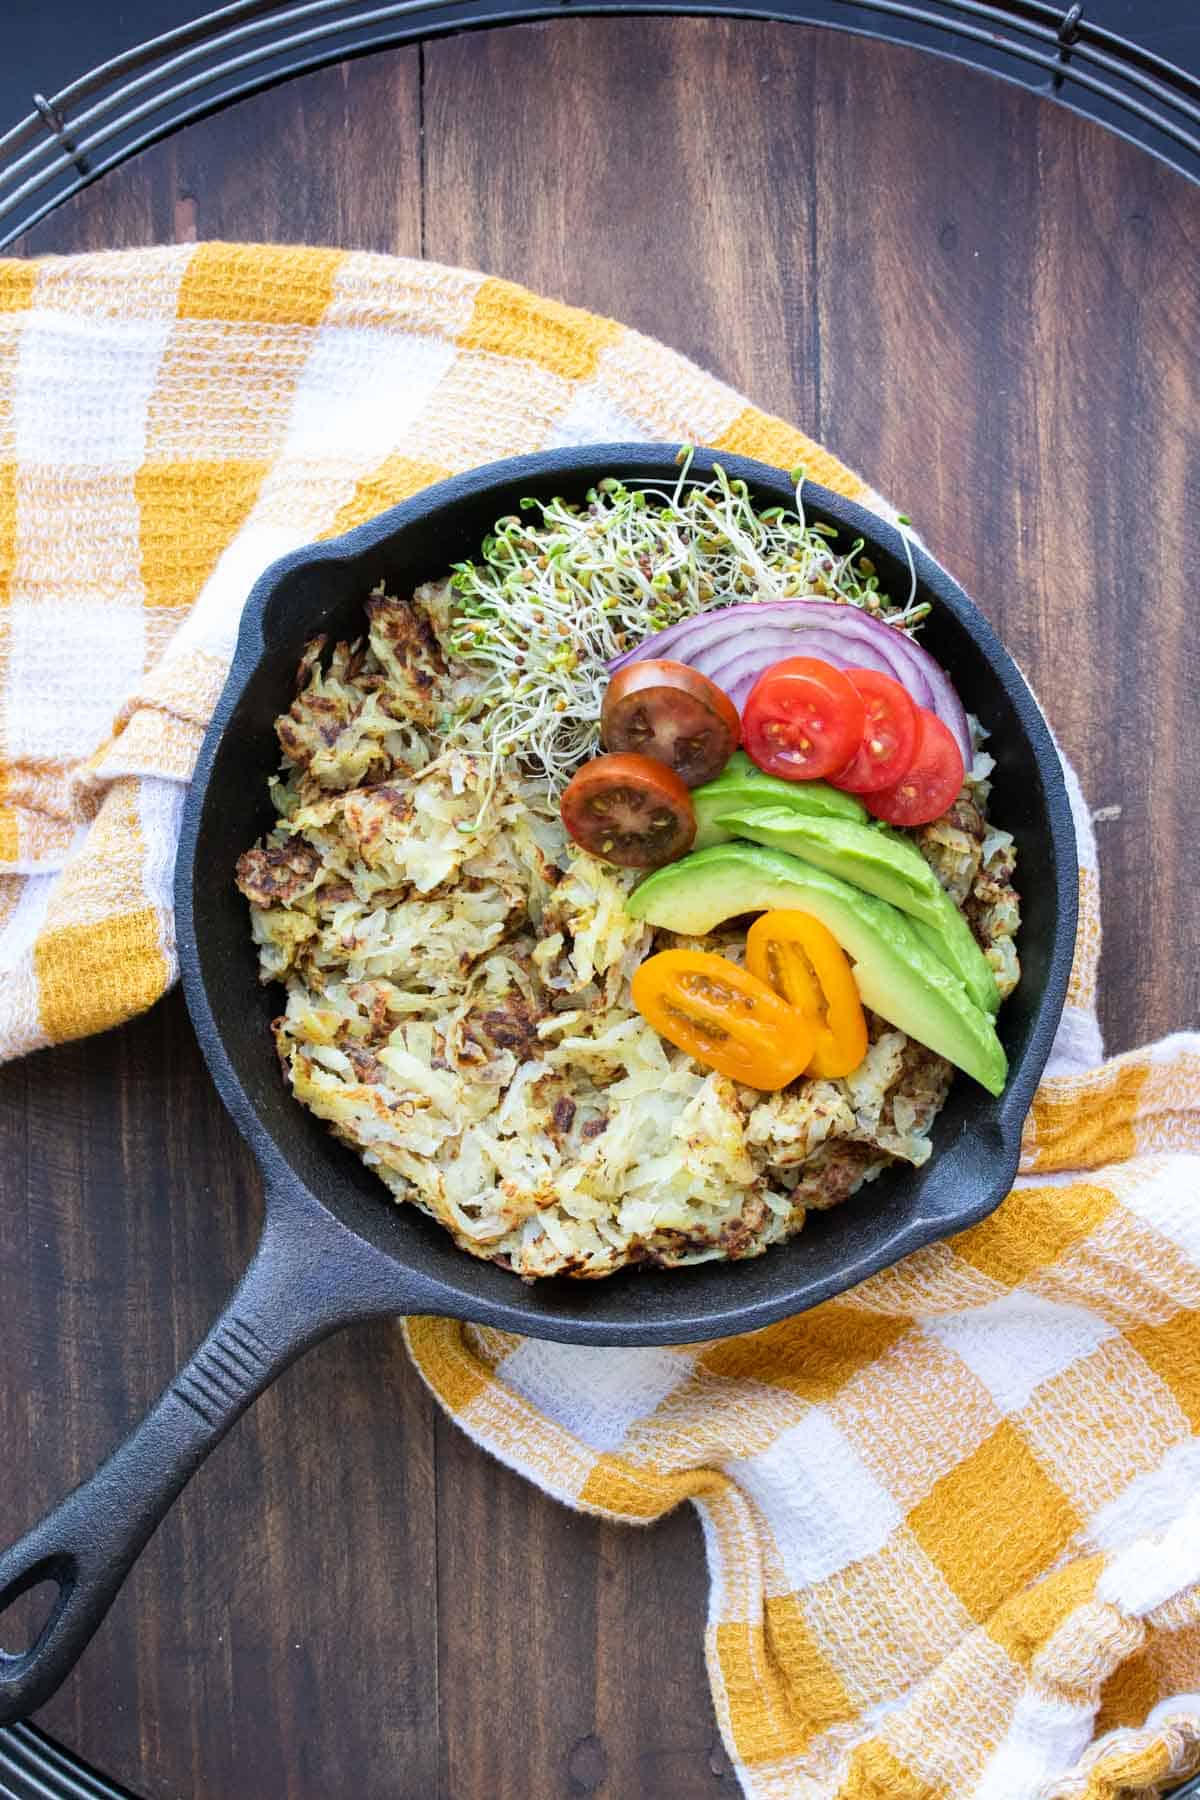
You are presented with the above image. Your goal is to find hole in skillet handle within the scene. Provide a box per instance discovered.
[0,1556,75,1667]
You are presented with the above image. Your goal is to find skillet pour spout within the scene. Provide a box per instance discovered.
[0,446,1077,1722]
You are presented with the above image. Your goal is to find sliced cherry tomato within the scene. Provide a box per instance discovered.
[601,660,739,787]
[741,658,866,782]
[865,708,965,828]
[745,910,868,1080]
[829,669,918,794]
[561,752,696,868]
[631,950,816,1090]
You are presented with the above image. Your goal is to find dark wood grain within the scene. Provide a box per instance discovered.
[421,20,821,424]
[0,995,441,1800]
[3,19,1198,1800]
[22,51,423,255]
[805,33,1200,1048]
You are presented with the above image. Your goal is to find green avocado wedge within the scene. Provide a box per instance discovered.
[692,751,867,850]
[715,806,1000,1016]
[627,842,1007,1095]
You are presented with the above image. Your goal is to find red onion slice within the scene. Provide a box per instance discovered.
[703,635,862,709]
[687,630,808,680]
[609,599,969,765]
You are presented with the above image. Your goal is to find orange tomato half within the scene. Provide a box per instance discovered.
[745,910,868,1079]
[631,950,816,1091]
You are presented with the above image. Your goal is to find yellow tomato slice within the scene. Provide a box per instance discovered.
[631,950,816,1091]
[745,910,868,1079]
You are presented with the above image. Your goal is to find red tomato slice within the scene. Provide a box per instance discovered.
[830,669,918,793]
[601,659,739,787]
[561,752,696,868]
[865,709,965,827]
[741,658,866,782]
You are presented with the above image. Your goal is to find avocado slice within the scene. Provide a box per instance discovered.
[716,806,1000,1016]
[693,751,867,850]
[627,842,1007,1094]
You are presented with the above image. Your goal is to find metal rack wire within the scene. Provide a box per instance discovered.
[0,1723,139,1799]
[1,0,1198,248]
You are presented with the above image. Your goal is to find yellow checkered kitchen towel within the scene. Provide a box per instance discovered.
[1,244,1198,1800]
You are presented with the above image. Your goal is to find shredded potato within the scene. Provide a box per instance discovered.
[237,575,1020,1281]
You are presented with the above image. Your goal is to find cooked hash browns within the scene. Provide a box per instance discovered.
[236,584,1020,1279]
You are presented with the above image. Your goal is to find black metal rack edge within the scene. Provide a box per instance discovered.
[0,0,1198,250]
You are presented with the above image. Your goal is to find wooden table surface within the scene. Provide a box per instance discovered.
[2,20,1197,1800]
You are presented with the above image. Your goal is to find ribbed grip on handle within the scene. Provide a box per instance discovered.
[172,1316,272,1427]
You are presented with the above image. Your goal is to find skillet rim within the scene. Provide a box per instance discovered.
[175,443,1078,1344]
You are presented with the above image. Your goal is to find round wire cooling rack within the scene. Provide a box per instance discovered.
[0,0,1198,250]
[1,3,1198,1797]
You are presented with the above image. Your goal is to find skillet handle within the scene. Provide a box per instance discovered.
[0,1183,427,1725]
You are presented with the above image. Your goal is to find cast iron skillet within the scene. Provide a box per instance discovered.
[0,445,1076,1722]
